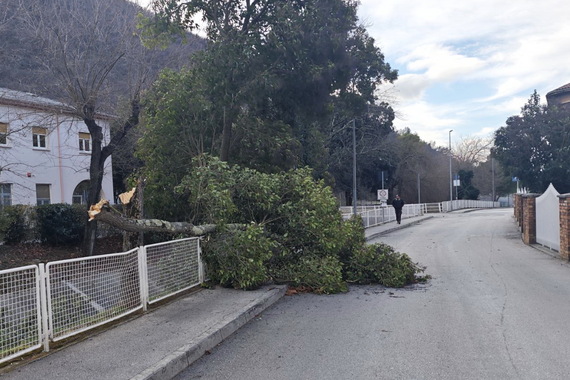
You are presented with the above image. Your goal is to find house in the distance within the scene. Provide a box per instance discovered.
[546,83,570,111]
[0,88,113,206]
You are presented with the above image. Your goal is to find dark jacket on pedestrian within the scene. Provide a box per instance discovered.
[392,198,405,210]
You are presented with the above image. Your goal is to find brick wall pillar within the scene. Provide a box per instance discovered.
[514,194,523,228]
[559,194,570,260]
[522,194,539,245]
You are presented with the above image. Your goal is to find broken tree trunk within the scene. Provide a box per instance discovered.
[88,200,243,236]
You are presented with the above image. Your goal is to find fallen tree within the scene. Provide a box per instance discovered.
[88,199,243,236]
[85,161,429,293]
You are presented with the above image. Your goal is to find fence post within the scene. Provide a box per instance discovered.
[38,264,50,352]
[558,194,570,260]
[514,194,523,228]
[198,239,205,284]
[522,194,539,245]
[138,246,149,311]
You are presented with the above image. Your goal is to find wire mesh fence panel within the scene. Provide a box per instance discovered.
[46,248,142,341]
[145,238,201,304]
[0,266,42,364]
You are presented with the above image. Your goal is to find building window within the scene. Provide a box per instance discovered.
[73,180,90,205]
[32,127,47,148]
[0,122,7,145]
[0,183,11,207]
[79,132,91,152]
[36,184,51,205]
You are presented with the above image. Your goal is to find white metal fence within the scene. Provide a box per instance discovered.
[0,237,203,365]
[144,238,203,306]
[441,199,500,212]
[349,204,425,228]
[0,265,43,364]
[46,248,143,342]
[341,200,501,228]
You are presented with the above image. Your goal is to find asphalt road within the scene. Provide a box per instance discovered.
[174,208,570,379]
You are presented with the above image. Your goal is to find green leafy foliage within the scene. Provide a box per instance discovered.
[175,155,238,224]
[457,169,480,200]
[346,243,427,288]
[36,204,86,245]
[336,215,366,267]
[202,224,275,290]
[267,168,346,260]
[140,0,398,189]
[494,90,570,193]
[155,155,427,292]
[271,255,347,294]
[137,68,217,222]
[0,205,32,244]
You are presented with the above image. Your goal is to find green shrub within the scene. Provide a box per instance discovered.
[0,205,31,244]
[270,168,346,260]
[36,204,85,245]
[337,215,366,268]
[272,255,348,294]
[202,224,274,290]
[346,243,427,287]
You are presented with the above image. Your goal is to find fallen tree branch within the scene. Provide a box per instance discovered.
[88,200,244,236]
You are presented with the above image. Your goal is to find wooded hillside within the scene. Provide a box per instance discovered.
[0,0,205,105]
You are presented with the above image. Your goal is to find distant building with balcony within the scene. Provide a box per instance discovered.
[546,83,570,111]
[0,88,113,207]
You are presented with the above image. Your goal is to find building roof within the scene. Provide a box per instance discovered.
[0,87,114,120]
[0,87,71,111]
[546,83,570,98]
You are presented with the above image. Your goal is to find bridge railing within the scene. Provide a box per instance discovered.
[341,200,501,228]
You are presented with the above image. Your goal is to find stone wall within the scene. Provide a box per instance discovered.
[521,194,539,245]
[559,194,570,260]
[514,193,523,229]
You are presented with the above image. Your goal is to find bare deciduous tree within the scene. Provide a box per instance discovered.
[453,136,493,167]
[17,0,148,255]
[10,0,177,255]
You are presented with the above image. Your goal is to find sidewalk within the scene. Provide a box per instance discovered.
[0,286,286,380]
[0,216,430,380]
[365,214,434,241]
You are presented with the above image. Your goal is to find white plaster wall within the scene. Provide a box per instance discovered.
[0,103,114,205]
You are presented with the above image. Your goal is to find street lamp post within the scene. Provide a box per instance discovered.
[449,129,453,204]
[491,157,495,207]
[417,172,421,204]
[352,119,357,216]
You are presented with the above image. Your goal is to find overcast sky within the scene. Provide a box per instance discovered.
[135,0,570,147]
[358,0,570,146]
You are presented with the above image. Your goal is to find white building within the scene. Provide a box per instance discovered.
[0,88,114,206]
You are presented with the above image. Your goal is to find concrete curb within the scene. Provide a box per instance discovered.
[365,216,434,241]
[129,285,287,380]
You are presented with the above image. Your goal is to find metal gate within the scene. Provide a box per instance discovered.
[536,183,560,251]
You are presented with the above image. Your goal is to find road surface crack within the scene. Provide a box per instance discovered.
[489,230,522,379]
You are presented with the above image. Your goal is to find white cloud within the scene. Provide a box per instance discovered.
[392,100,464,146]
[403,44,485,81]
[358,0,570,147]
[388,74,430,101]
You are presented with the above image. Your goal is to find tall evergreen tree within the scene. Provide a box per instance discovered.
[494,91,570,193]
[142,0,397,169]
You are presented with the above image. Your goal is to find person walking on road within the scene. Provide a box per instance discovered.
[392,194,405,224]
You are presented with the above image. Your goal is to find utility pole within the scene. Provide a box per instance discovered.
[491,157,495,207]
[352,119,357,216]
[449,129,453,204]
[417,172,421,204]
